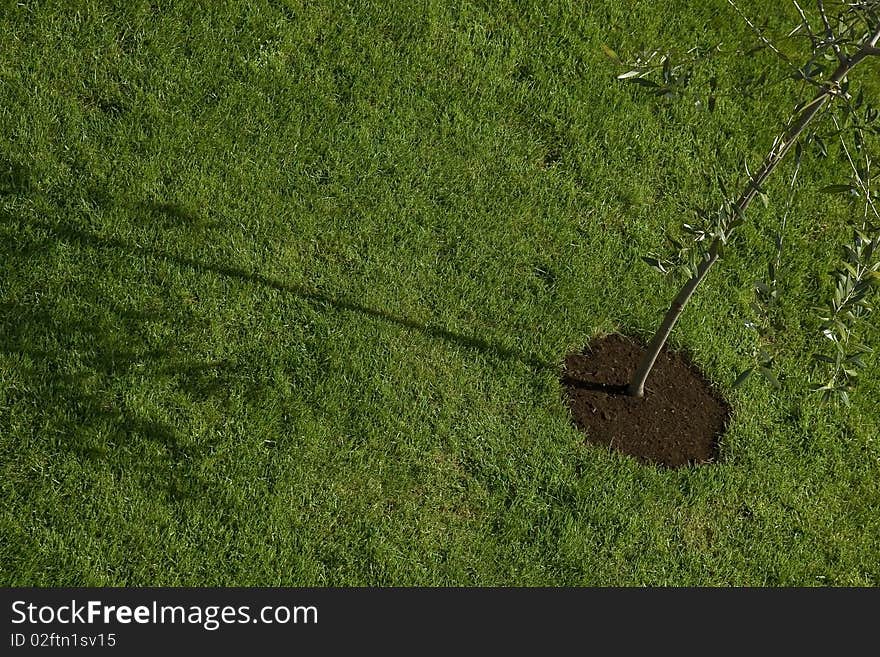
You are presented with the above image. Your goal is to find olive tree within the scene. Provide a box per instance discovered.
[614,0,880,401]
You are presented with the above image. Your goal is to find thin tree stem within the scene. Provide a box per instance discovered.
[626,27,880,397]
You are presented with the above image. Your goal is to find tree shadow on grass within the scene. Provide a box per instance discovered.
[1,201,552,520]
[0,297,242,513]
[1,208,551,372]
[136,200,216,230]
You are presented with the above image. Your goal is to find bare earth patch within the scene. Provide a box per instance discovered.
[562,334,731,468]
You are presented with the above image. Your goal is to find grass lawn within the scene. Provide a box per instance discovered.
[1,0,878,586]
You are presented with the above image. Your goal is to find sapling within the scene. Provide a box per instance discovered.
[614,0,880,400]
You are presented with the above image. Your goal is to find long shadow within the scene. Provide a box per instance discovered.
[0,298,240,513]
[560,376,627,396]
[1,211,551,372]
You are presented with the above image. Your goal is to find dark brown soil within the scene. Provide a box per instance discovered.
[561,334,731,468]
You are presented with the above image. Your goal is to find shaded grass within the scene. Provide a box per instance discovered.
[1,0,878,585]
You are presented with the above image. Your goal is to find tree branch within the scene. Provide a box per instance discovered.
[793,1,820,50]
[816,0,846,64]
[726,0,793,66]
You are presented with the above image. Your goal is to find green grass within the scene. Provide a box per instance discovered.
[1,0,878,586]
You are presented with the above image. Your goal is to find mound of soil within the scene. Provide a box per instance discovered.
[562,334,731,468]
